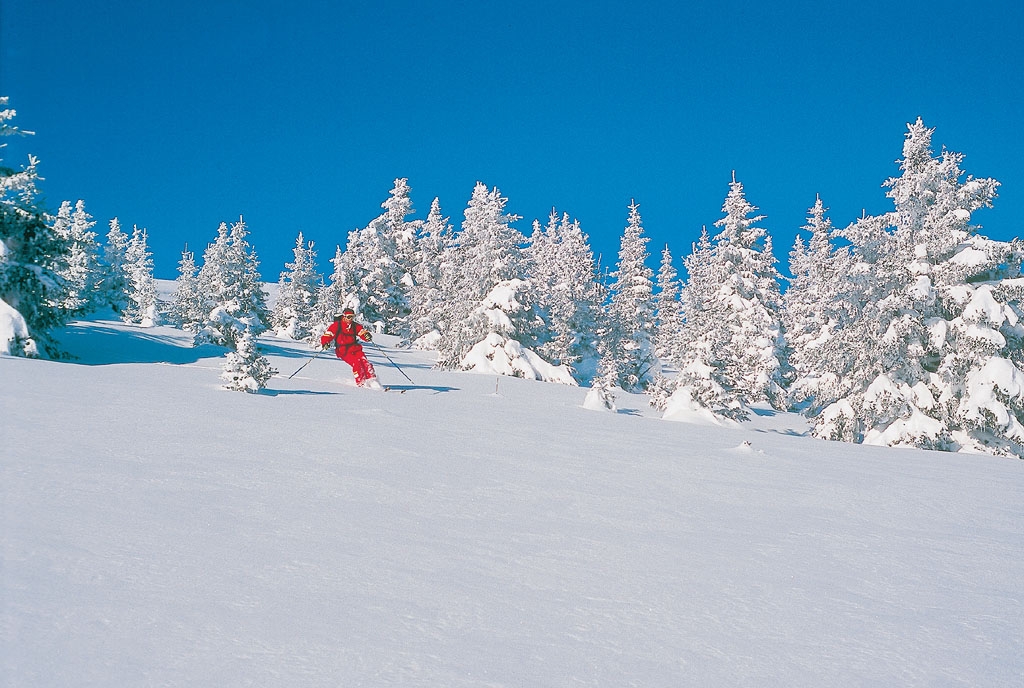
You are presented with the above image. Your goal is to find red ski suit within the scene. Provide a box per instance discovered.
[320,317,377,385]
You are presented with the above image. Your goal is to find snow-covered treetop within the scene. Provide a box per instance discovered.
[713,173,768,251]
[459,182,525,287]
[0,98,40,208]
[382,178,415,230]
[884,117,1000,260]
[0,97,36,143]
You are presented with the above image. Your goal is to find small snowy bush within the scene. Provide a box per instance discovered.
[221,328,276,393]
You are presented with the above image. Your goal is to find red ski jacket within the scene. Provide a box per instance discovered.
[321,317,372,351]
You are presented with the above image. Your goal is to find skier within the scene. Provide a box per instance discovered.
[320,308,380,388]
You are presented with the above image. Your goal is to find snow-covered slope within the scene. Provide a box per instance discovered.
[2,317,1022,686]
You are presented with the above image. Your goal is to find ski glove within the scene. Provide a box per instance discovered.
[360,331,372,342]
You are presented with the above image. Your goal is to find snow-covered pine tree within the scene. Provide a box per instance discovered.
[194,217,269,348]
[386,178,422,289]
[783,197,855,413]
[0,98,72,357]
[405,197,453,348]
[336,178,421,332]
[99,218,130,314]
[525,211,561,299]
[48,201,74,296]
[650,227,749,421]
[228,217,270,329]
[941,242,1024,456]
[583,355,619,412]
[53,200,100,317]
[311,245,359,344]
[801,210,904,443]
[170,246,204,331]
[605,200,656,391]
[811,119,1024,456]
[528,209,603,381]
[271,232,322,340]
[220,327,277,393]
[121,225,159,327]
[526,212,567,369]
[706,175,789,408]
[436,182,570,382]
[653,244,683,361]
[436,182,523,369]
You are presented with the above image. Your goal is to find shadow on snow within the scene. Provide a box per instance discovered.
[379,385,459,394]
[258,388,338,397]
[59,322,223,366]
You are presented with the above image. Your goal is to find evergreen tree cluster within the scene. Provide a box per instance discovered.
[4,95,1023,456]
[784,120,1024,456]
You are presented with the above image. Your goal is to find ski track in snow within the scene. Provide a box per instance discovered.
[2,316,1023,687]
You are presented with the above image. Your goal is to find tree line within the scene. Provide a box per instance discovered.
[3,97,1022,457]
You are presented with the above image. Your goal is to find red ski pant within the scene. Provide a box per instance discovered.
[336,345,376,385]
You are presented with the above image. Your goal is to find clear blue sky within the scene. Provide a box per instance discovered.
[2,0,1022,280]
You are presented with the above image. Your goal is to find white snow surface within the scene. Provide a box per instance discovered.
[3,316,1023,687]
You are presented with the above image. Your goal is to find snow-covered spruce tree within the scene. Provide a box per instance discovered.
[942,250,1024,455]
[194,217,269,348]
[549,212,603,380]
[311,245,359,343]
[405,197,453,348]
[98,218,130,314]
[653,244,683,361]
[271,232,322,340]
[48,202,74,305]
[220,327,277,393]
[806,123,957,446]
[53,199,100,317]
[336,178,421,332]
[527,209,603,381]
[228,218,270,329]
[121,225,159,327]
[386,178,422,289]
[0,99,72,357]
[650,227,750,421]
[811,119,1024,456]
[583,355,619,412]
[436,182,524,368]
[803,210,908,443]
[703,176,789,408]
[169,246,204,331]
[783,197,856,413]
[526,213,558,291]
[420,211,469,352]
[437,182,571,382]
[605,200,657,391]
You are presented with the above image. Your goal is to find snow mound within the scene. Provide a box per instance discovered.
[411,330,441,350]
[460,333,576,384]
[0,297,35,356]
[730,440,764,455]
[582,385,616,412]
[662,385,740,427]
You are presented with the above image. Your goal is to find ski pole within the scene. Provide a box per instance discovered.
[369,340,414,384]
[287,347,326,380]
